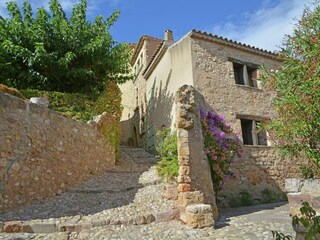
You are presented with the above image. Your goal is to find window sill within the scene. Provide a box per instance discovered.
[243,145,272,149]
[236,84,263,92]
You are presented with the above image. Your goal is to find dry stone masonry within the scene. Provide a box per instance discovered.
[0,92,115,213]
[175,85,218,228]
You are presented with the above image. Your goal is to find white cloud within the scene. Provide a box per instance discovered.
[210,0,313,51]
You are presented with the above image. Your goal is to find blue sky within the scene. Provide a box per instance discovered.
[0,0,314,51]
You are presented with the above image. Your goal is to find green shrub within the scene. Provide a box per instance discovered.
[261,188,278,204]
[228,189,254,208]
[272,202,320,240]
[156,128,179,181]
[93,82,122,159]
[21,89,95,122]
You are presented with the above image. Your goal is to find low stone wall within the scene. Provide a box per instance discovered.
[285,178,320,240]
[0,92,115,213]
[286,178,320,216]
[218,146,302,206]
[175,85,218,228]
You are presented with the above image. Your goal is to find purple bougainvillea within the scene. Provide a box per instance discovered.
[200,109,243,194]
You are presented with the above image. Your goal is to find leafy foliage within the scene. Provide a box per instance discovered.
[21,89,95,122]
[94,82,122,158]
[262,2,320,177]
[156,128,179,181]
[0,0,132,95]
[228,189,254,208]
[272,202,320,240]
[200,109,243,193]
[293,202,320,240]
[261,188,279,204]
[271,231,293,240]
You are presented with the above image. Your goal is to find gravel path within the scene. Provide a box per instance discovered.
[0,147,295,239]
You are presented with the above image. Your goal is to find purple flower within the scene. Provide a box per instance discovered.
[217,132,225,138]
[200,109,206,119]
[217,115,225,121]
[209,127,218,133]
[224,174,230,179]
[208,111,214,118]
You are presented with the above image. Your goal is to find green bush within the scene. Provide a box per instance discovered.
[228,189,254,208]
[21,89,95,122]
[272,202,320,240]
[156,128,179,181]
[261,188,278,204]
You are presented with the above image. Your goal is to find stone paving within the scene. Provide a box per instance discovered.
[0,147,296,239]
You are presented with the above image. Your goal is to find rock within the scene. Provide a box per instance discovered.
[92,220,106,227]
[28,222,57,233]
[302,179,320,194]
[29,97,49,107]
[285,178,304,193]
[186,204,212,214]
[145,214,156,224]
[3,221,25,233]
[165,185,178,200]
[135,215,146,225]
[155,209,180,222]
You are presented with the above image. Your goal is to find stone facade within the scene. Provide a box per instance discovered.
[120,29,304,206]
[0,92,115,213]
[190,34,304,201]
[119,36,164,149]
[175,85,217,228]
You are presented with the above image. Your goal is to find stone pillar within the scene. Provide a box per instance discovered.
[175,85,218,228]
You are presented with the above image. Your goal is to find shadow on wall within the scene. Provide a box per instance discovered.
[153,70,174,128]
[120,70,175,152]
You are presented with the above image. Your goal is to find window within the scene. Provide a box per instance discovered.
[240,119,267,146]
[232,61,259,88]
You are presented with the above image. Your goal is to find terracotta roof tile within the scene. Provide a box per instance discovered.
[131,35,162,66]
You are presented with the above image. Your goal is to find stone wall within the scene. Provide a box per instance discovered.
[218,146,302,205]
[0,92,115,213]
[286,178,320,216]
[190,37,304,201]
[285,178,320,240]
[175,85,218,228]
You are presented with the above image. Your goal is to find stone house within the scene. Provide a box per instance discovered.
[119,29,301,203]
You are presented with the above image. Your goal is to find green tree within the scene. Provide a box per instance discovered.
[0,0,132,95]
[263,1,320,177]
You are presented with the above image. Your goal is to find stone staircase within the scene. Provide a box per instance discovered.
[0,147,178,234]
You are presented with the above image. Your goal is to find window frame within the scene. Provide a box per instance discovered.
[236,114,269,146]
[229,58,260,88]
